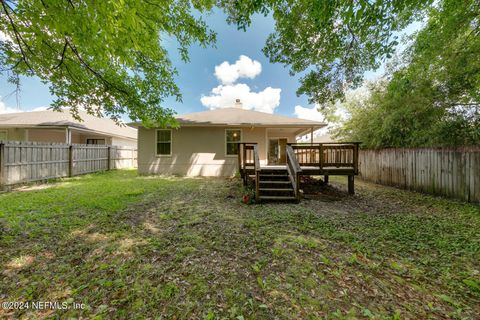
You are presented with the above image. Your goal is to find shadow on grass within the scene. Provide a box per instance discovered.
[0,171,479,319]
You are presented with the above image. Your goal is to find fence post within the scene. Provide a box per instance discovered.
[68,145,73,177]
[107,146,111,170]
[0,143,5,191]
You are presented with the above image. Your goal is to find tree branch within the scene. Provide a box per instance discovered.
[0,0,34,71]
[65,39,132,98]
[53,40,68,69]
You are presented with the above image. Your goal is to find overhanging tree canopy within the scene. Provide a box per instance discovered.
[3,0,475,131]
[333,0,480,148]
[220,0,434,105]
[0,0,215,125]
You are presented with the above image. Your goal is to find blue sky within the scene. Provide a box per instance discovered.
[0,10,419,121]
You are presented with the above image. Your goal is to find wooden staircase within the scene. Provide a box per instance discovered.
[257,168,297,201]
[238,141,360,203]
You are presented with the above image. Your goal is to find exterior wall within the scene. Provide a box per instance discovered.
[71,132,83,144]
[25,128,67,143]
[111,136,137,147]
[138,126,268,177]
[267,129,297,143]
[0,127,27,141]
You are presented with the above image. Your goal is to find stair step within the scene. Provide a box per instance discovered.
[261,170,288,174]
[260,174,288,177]
[259,188,294,192]
[259,196,297,200]
[259,181,291,184]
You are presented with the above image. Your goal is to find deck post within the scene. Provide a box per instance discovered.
[353,143,359,175]
[243,143,247,185]
[237,143,241,175]
[324,175,329,184]
[319,143,324,169]
[348,175,354,195]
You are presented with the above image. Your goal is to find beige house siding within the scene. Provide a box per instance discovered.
[138,126,298,177]
[0,128,26,141]
[27,128,67,143]
[111,136,137,147]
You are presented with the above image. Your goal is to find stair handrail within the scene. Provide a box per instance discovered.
[286,145,302,201]
[253,144,261,202]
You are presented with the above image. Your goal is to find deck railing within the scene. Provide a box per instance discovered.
[237,142,257,185]
[288,142,360,174]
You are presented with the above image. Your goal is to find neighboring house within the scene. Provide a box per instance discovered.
[297,132,336,143]
[0,110,137,147]
[132,100,326,177]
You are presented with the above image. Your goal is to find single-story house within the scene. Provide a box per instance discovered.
[132,101,326,176]
[0,109,137,147]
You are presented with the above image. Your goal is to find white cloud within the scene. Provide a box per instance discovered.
[0,98,49,114]
[200,83,281,114]
[294,105,325,122]
[32,106,49,111]
[294,105,330,141]
[214,55,262,85]
[0,100,19,114]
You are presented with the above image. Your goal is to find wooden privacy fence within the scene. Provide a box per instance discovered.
[359,147,480,203]
[0,141,137,189]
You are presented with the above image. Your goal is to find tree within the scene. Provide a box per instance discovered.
[334,0,480,148]
[220,0,434,105]
[0,0,215,125]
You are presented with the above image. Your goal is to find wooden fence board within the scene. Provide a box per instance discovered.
[0,141,137,188]
[359,147,480,203]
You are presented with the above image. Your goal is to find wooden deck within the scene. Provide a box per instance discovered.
[238,142,360,202]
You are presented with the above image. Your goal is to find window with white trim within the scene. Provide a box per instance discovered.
[156,129,172,155]
[226,129,241,155]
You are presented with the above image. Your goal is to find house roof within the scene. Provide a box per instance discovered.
[0,109,137,139]
[132,108,326,128]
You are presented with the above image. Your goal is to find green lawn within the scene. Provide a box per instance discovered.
[0,170,479,319]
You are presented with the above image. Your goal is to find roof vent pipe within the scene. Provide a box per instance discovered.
[234,98,243,109]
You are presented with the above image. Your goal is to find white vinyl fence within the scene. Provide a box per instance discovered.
[0,141,137,189]
[359,147,480,203]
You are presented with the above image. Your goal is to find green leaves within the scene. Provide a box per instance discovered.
[333,0,480,148]
[462,279,480,294]
[0,0,216,125]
